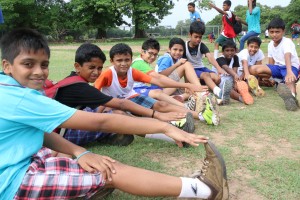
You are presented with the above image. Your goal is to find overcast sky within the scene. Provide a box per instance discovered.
[159,0,291,27]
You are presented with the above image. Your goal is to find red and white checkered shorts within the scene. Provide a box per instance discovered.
[14,147,105,199]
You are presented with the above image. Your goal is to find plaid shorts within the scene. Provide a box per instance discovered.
[14,147,105,199]
[64,107,109,145]
[129,94,157,108]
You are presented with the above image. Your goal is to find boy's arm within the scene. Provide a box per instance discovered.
[104,98,185,122]
[205,53,228,75]
[284,53,297,82]
[236,16,248,26]
[241,60,251,80]
[221,64,239,80]
[209,2,227,15]
[61,110,209,146]
[159,58,187,76]
[44,132,116,182]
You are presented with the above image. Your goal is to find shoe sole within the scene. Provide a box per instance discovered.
[206,94,220,126]
[206,141,227,180]
[248,75,265,97]
[182,112,195,148]
[236,81,254,105]
[277,83,298,111]
[195,92,207,113]
[221,80,233,105]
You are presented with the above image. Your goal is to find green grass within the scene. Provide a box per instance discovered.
[47,39,300,199]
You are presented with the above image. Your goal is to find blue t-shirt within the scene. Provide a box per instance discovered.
[156,53,177,73]
[190,11,202,23]
[0,73,76,199]
[246,7,261,33]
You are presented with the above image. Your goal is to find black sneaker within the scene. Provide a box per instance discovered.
[277,83,298,111]
[98,134,134,146]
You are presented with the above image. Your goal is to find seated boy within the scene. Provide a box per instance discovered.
[181,21,233,104]
[237,36,265,97]
[0,28,228,200]
[251,18,300,111]
[94,43,220,126]
[49,43,192,146]
[215,40,254,105]
[132,38,212,119]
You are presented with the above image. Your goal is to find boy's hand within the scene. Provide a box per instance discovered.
[155,111,187,122]
[77,152,116,182]
[177,58,187,66]
[234,74,240,81]
[285,71,297,83]
[208,2,215,8]
[218,68,229,76]
[164,124,209,147]
[187,84,208,94]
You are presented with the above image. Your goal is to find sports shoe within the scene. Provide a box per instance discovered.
[277,83,299,111]
[219,79,233,105]
[200,94,220,126]
[98,134,134,146]
[247,75,265,97]
[185,95,196,111]
[194,91,209,113]
[191,141,229,200]
[236,81,254,105]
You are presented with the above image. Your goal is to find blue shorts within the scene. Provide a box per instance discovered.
[134,85,162,96]
[195,67,215,77]
[267,65,299,80]
[292,34,299,39]
[129,95,157,108]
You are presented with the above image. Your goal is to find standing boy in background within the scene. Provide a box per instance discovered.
[209,0,236,58]
[188,2,204,23]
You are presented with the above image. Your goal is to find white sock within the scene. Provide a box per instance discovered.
[292,92,296,97]
[178,177,211,198]
[214,50,219,59]
[213,86,221,97]
[145,134,175,143]
[198,112,205,121]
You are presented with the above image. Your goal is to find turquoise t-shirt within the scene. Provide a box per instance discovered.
[0,73,76,199]
[246,6,261,33]
[156,53,177,73]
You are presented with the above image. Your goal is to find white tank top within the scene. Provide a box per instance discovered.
[185,41,204,68]
[101,66,137,99]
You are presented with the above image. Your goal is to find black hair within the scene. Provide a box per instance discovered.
[142,38,160,51]
[0,28,50,64]
[222,40,236,51]
[267,18,285,30]
[247,36,262,47]
[109,43,132,59]
[189,21,206,35]
[223,0,231,7]
[169,37,185,49]
[75,43,106,65]
[188,2,195,7]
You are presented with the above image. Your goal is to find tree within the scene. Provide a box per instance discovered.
[125,0,174,38]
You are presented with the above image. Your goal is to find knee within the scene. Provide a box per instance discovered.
[214,76,221,84]
[201,72,210,79]
[150,89,162,98]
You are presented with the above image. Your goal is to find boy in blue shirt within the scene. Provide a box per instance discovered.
[188,2,204,23]
[0,28,228,199]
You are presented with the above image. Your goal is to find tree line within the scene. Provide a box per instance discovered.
[0,0,298,41]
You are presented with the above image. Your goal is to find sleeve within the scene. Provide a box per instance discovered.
[251,7,260,15]
[13,89,76,133]
[267,43,273,58]
[233,55,240,68]
[94,69,112,90]
[257,50,265,61]
[282,39,294,54]
[55,83,113,109]
[132,68,152,83]
[216,57,227,68]
[239,50,248,61]
[200,43,210,54]
[226,11,232,19]
[195,12,201,20]
[156,56,173,72]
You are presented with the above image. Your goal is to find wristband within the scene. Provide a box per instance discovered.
[151,110,156,118]
[75,150,91,161]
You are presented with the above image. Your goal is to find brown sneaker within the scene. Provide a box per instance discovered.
[194,91,209,113]
[277,83,299,111]
[192,141,229,200]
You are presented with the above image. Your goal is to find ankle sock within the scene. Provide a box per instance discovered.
[213,87,221,97]
[214,50,219,59]
[178,177,211,198]
[145,134,175,143]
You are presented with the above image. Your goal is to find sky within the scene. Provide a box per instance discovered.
[160,0,291,27]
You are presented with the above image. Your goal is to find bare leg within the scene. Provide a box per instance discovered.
[250,64,272,78]
[200,72,220,91]
[106,162,181,197]
[149,89,184,107]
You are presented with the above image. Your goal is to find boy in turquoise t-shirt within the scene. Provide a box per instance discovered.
[0,28,228,200]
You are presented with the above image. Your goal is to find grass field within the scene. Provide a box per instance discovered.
[48,37,300,200]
